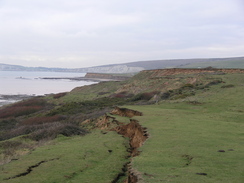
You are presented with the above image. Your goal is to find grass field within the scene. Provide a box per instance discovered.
[0,131,129,183]
[125,74,244,182]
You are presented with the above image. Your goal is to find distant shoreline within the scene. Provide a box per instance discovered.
[39,76,113,82]
[0,94,34,107]
[40,73,131,82]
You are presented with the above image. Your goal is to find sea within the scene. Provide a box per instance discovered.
[0,71,97,107]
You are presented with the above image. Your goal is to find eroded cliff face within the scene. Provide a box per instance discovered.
[85,73,131,81]
[110,107,143,118]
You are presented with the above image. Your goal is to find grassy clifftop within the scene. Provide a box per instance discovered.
[0,68,244,182]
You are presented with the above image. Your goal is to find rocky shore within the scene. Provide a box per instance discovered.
[40,72,132,82]
[0,94,33,107]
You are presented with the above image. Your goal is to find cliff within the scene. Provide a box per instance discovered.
[84,73,131,81]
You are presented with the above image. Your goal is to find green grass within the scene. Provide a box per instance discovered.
[122,74,244,182]
[58,81,126,103]
[0,131,129,183]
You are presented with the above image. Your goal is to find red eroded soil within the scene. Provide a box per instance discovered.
[110,107,143,118]
[113,119,148,157]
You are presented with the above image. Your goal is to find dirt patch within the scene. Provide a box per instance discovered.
[95,114,122,130]
[113,119,148,157]
[110,107,143,118]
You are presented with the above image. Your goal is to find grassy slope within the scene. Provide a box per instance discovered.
[0,131,128,183]
[127,74,244,182]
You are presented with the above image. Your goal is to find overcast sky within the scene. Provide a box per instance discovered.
[0,0,243,68]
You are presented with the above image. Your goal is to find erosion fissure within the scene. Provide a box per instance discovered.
[109,107,148,183]
[4,158,59,180]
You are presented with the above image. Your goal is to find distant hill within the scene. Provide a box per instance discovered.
[1,56,243,73]
[0,63,69,72]
[177,58,244,68]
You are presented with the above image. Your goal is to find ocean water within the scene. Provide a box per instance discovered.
[0,71,97,106]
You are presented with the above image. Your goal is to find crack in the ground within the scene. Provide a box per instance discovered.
[3,158,59,180]
[108,107,149,183]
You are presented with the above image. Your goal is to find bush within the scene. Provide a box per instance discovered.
[221,84,235,88]
[20,115,66,126]
[0,140,26,157]
[0,98,47,119]
[0,118,18,130]
[182,83,194,88]
[161,92,171,100]
[131,91,159,101]
[205,79,222,87]
[0,125,37,141]
[0,106,43,119]
[98,92,110,95]
[110,91,134,99]
[53,92,67,99]
[12,98,47,107]
[48,97,127,115]
[28,123,88,141]
[0,122,88,141]
[172,93,193,100]
[0,141,23,149]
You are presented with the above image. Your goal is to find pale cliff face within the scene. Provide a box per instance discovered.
[84,65,144,73]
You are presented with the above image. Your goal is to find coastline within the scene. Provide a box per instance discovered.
[0,73,131,107]
[40,76,114,82]
[0,94,34,107]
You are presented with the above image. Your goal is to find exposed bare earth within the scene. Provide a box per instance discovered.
[94,107,148,183]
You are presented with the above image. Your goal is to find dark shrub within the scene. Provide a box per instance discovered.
[20,115,66,125]
[28,123,88,141]
[221,84,235,88]
[187,101,203,105]
[110,91,133,99]
[59,124,87,136]
[172,93,193,100]
[0,140,28,157]
[0,125,37,140]
[111,93,127,98]
[0,141,22,149]
[161,92,171,100]
[0,98,47,119]
[182,83,194,88]
[53,92,67,99]
[0,118,18,130]
[48,97,126,115]
[12,98,47,107]
[98,92,110,95]
[205,79,222,87]
[131,91,159,101]
[0,106,43,119]
[0,122,88,141]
